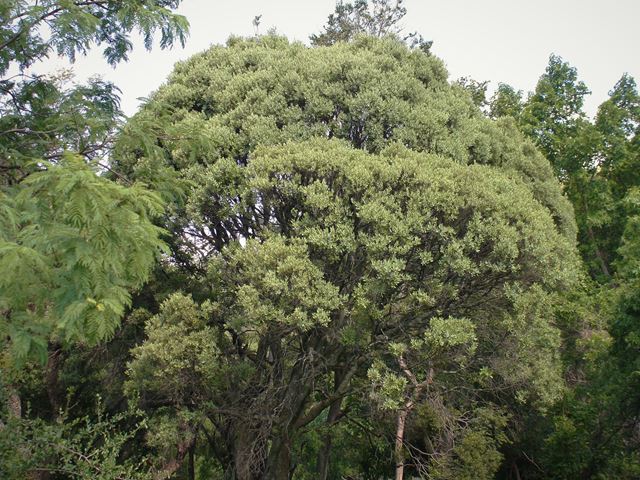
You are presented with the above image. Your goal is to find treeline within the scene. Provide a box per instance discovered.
[0,1,638,479]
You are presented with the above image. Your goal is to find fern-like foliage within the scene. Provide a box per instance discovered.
[0,154,166,363]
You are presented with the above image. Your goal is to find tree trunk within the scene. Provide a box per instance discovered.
[394,358,432,480]
[316,366,347,480]
[6,386,21,419]
[153,426,195,480]
[188,441,195,480]
[511,460,522,480]
[395,406,410,480]
[233,423,263,480]
[316,398,342,480]
[45,344,63,417]
[265,435,292,480]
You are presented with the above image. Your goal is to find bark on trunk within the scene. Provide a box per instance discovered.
[316,398,343,480]
[188,441,195,480]
[233,423,263,480]
[395,406,410,480]
[394,357,433,480]
[45,344,63,417]
[153,435,195,480]
[511,460,522,480]
[7,386,21,419]
[265,435,292,480]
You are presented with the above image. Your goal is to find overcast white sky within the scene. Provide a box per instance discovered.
[41,0,640,118]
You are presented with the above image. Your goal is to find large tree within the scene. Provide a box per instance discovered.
[489,55,640,479]
[119,35,578,479]
[0,0,187,360]
[310,0,430,51]
[0,2,188,478]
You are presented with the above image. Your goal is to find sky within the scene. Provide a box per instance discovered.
[39,0,640,118]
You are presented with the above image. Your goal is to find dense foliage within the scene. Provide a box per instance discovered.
[489,53,640,480]
[108,34,577,479]
[1,0,187,477]
[1,1,638,479]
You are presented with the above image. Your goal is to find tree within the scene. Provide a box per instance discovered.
[310,0,432,52]
[516,55,634,281]
[0,0,188,73]
[0,395,152,480]
[119,35,578,478]
[520,54,590,178]
[0,0,189,180]
[588,74,640,276]
[493,55,640,478]
[454,76,489,110]
[536,79,640,479]
[1,0,188,361]
[0,155,166,361]
[489,83,523,120]
[0,2,188,477]
[539,194,640,479]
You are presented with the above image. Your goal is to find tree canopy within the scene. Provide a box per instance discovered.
[112,35,578,479]
[1,0,188,362]
[2,3,639,479]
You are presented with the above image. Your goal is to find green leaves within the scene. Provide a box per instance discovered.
[126,294,219,406]
[116,35,577,279]
[114,36,582,476]
[0,0,189,76]
[0,398,152,480]
[0,154,166,362]
[212,236,342,334]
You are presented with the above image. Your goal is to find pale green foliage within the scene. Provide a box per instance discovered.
[0,154,166,362]
[211,237,342,333]
[126,293,218,406]
[367,360,408,410]
[369,317,476,410]
[498,285,565,407]
[116,35,576,250]
[125,137,576,474]
[118,36,580,475]
[421,316,476,351]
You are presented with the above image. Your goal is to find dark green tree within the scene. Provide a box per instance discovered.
[310,0,432,52]
[1,2,188,478]
[489,83,524,120]
[493,55,640,479]
[520,54,590,178]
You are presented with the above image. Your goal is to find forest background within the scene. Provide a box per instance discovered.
[0,1,639,479]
